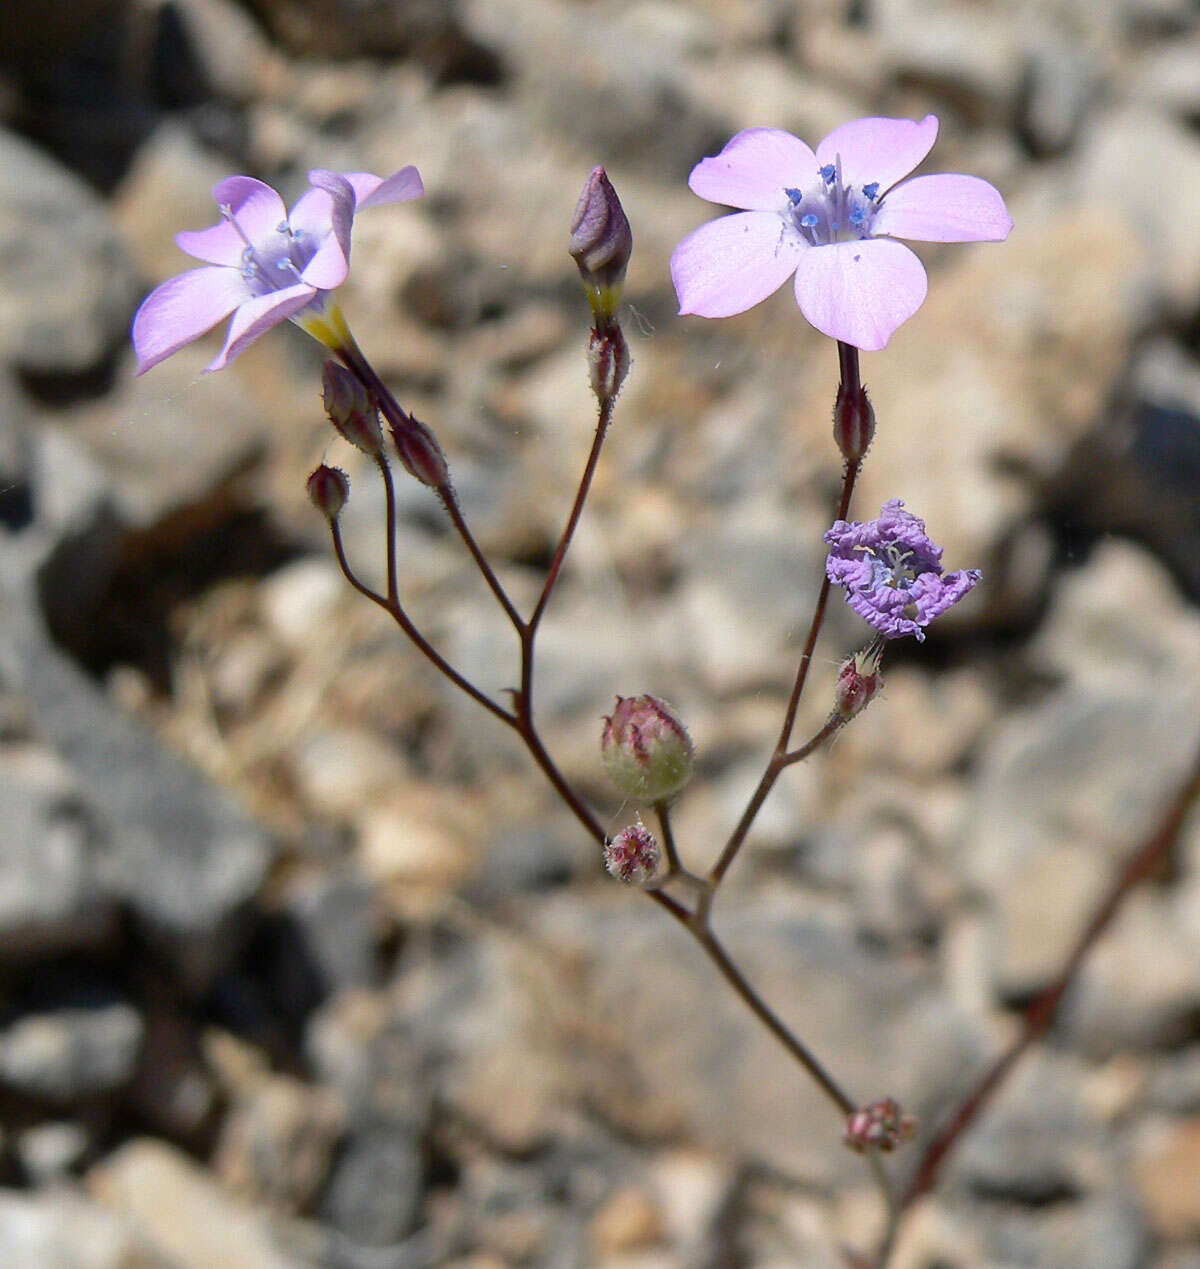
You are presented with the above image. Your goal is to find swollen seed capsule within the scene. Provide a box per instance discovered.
[601,695,694,802]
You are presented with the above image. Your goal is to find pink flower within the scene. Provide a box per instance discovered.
[132,166,423,374]
[671,116,1011,351]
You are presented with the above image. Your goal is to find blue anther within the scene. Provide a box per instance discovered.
[800,212,818,228]
[862,182,879,201]
[784,187,804,205]
[849,206,867,226]
[819,163,837,184]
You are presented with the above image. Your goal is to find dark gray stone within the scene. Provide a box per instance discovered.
[0,129,139,377]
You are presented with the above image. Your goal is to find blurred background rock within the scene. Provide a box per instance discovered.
[1,0,1200,1264]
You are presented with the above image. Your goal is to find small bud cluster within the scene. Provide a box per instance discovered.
[604,821,660,885]
[832,380,875,464]
[601,695,694,802]
[843,1097,917,1154]
[833,643,883,721]
[307,464,350,519]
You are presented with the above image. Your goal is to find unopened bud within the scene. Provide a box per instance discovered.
[604,821,660,885]
[833,381,875,464]
[843,1097,917,1154]
[322,360,383,455]
[390,414,449,489]
[306,464,349,519]
[601,695,694,802]
[588,324,629,404]
[833,643,883,721]
[570,166,632,322]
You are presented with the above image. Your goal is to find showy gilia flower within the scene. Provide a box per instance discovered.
[671,116,1011,350]
[132,166,423,374]
[825,499,980,642]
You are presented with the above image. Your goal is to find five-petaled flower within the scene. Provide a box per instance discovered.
[671,116,1011,351]
[825,499,980,641]
[132,166,423,374]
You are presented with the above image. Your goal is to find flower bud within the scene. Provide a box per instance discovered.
[832,381,875,464]
[588,324,629,404]
[604,821,660,885]
[322,360,383,455]
[601,695,694,802]
[843,1097,917,1154]
[306,464,349,519]
[390,414,449,490]
[833,643,883,721]
[569,166,632,322]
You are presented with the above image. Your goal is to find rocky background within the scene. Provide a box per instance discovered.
[2,0,1200,1265]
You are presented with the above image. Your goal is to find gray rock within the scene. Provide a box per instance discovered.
[0,601,274,988]
[0,129,139,377]
[0,747,116,958]
[0,1000,143,1102]
[318,1126,424,1247]
[948,1051,1112,1204]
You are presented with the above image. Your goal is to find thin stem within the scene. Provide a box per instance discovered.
[686,921,856,1116]
[654,800,683,876]
[709,458,859,887]
[329,520,514,728]
[781,715,843,767]
[520,394,614,702]
[440,487,526,635]
[512,714,608,847]
[886,741,1200,1246]
[529,397,614,638]
[340,338,526,635]
[375,453,399,608]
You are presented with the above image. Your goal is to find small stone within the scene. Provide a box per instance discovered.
[590,1186,664,1255]
[88,1138,299,1269]
[0,1001,143,1102]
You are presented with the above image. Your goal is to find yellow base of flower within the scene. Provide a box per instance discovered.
[295,302,355,356]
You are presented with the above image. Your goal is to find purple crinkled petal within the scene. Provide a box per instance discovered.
[672,211,804,318]
[343,166,424,209]
[793,239,927,351]
[872,174,1013,243]
[132,266,250,375]
[688,129,818,211]
[205,282,316,372]
[816,116,939,196]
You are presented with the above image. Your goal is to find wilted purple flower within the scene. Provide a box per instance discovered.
[824,500,980,642]
[671,116,1011,350]
[132,166,423,374]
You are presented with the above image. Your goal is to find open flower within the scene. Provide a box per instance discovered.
[132,166,423,374]
[825,499,980,641]
[671,116,1011,350]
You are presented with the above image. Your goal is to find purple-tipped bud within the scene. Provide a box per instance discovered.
[307,464,350,519]
[601,695,694,802]
[833,381,875,464]
[588,324,630,404]
[604,821,660,885]
[390,414,449,490]
[833,643,883,721]
[570,166,633,322]
[322,360,383,455]
[843,1097,917,1154]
